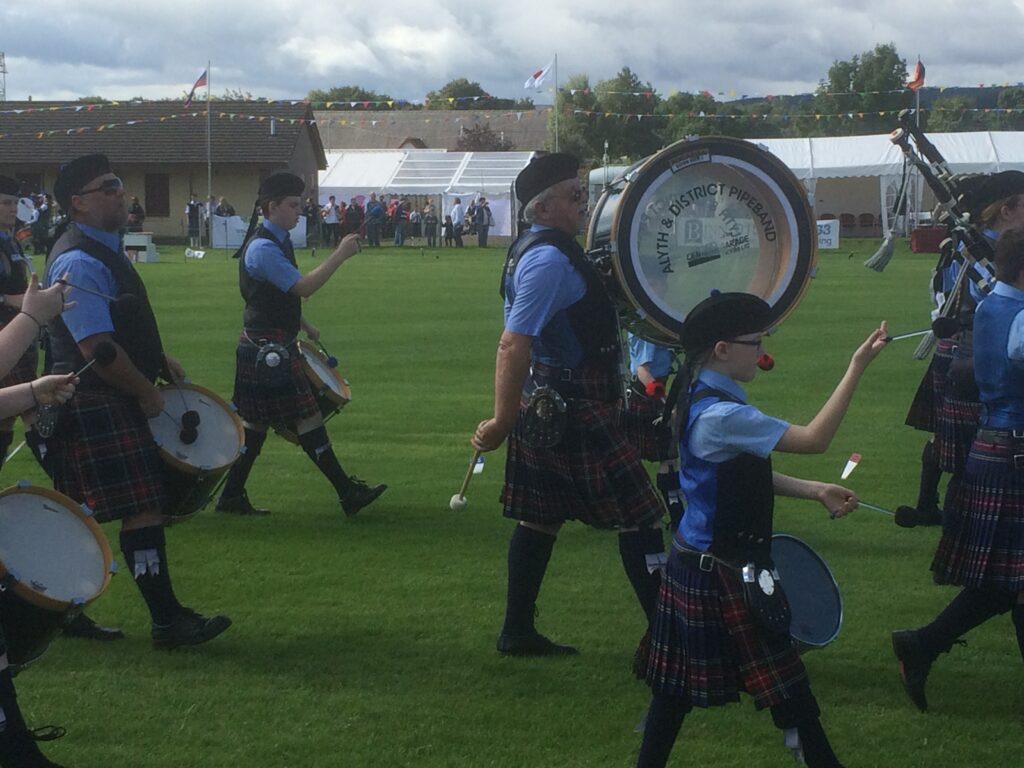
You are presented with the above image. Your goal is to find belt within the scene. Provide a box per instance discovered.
[532,361,583,382]
[975,428,1024,469]
[671,539,739,572]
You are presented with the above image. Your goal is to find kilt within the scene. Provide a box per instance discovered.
[904,338,954,432]
[643,547,809,709]
[50,388,167,523]
[934,392,980,474]
[932,435,1024,591]
[232,329,319,429]
[501,367,663,529]
[621,382,676,463]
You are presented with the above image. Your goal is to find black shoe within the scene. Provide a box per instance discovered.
[340,478,387,517]
[152,609,232,650]
[61,612,124,641]
[892,629,934,712]
[215,492,270,516]
[496,631,578,657]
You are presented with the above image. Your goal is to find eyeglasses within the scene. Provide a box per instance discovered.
[730,337,765,350]
[76,177,124,197]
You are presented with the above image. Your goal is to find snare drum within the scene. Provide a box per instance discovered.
[771,533,843,651]
[586,137,817,346]
[0,483,113,669]
[275,341,351,444]
[148,384,244,522]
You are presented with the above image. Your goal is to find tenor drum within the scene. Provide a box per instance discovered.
[771,533,843,650]
[148,384,244,522]
[587,137,817,346]
[0,483,113,669]
[275,341,351,445]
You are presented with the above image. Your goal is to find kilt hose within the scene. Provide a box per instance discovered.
[232,329,319,429]
[932,435,1024,591]
[643,547,809,710]
[50,388,167,523]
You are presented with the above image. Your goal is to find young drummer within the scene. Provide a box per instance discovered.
[636,292,887,768]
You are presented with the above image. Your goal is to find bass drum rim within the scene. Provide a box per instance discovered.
[593,136,817,344]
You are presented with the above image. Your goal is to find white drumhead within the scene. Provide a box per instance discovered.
[301,347,347,399]
[0,490,106,605]
[149,386,242,471]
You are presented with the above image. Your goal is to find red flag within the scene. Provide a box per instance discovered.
[184,69,208,107]
[908,60,925,92]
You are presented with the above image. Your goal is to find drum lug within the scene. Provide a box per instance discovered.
[810,266,818,278]
[0,570,17,592]
[109,561,119,575]
[79,503,95,517]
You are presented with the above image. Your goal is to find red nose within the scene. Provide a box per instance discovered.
[757,353,775,371]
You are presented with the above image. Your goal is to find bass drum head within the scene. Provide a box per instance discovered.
[0,486,111,608]
[589,137,816,344]
[149,384,243,474]
[771,533,842,650]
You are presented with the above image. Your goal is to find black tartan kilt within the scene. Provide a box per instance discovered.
[934,392,980,474]
[50,388,167,523]
[643,547,809,710]
[0,346,37,391]
[231,330,319,429]
[621,384,676,463]
[932,435,1024,591]
[904,339,953,432]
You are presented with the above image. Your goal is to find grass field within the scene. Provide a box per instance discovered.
[10,239,1024,767]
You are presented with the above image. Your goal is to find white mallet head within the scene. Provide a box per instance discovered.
[449,493,468,512]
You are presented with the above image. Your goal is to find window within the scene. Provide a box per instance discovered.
[144,174,170,217]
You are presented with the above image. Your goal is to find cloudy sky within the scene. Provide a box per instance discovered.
[3,1,1024,103]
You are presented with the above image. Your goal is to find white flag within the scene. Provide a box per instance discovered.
[524,59,554,90]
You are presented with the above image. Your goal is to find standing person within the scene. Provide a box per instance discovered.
[391,199,407,246]
[127,196,145,233]
[185,192,203,250]
[343,197,364,240]
[30,194,52,254]
[476,196,494,248]
[442,215,455,248]
[893,226,1024,713]
[635,292,887,768]
[449,197,465,247]
[423,203,439,248]
[623,333,683,529]
[365,193,385,248]
[408,206,421,242]
[472,154,664,656]
[215,172,386,517]
[45,154,231,649]
[214,197,235,217]
[301,197,319,246]
[321,195,340,247]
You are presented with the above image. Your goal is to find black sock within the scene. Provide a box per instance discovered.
[502,525,556,637]
[120,527,183,627]
[915,440,942,513]
[219,427,267,500]
[0,666,43,762]
[797,717,843,768]
[1012,603,1024,663]
[619,527,664,623]
[636,692,689,768]
[918,587,1015,655]
[23,429,50,478]
[298,425,353,497]
[0,431,13,472]
[656,472,684,531]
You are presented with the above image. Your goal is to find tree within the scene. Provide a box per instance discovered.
[594,67,663,160]
[426,78,534,111]
[456,122,515,151]
[550,73,603,161]
[306,85,403,108]
[811,43,911,136]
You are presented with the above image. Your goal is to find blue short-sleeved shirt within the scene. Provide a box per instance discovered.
[45,224,120,342]
[990,281,1024,361]
[628,334,675,379]
[243,221,301,294]
[503,225,587,368]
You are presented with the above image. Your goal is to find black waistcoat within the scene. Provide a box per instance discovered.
[692,387,776,565]
[0,236,29,324]
[239,225,302,336]
[501,228,620,372]
[45,224,166,385]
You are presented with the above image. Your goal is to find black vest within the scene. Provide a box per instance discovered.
[239,225,302,336]
[693,388,776,565]
[501,228,621,371]
[0,235,29,324]
[45,224,166,385]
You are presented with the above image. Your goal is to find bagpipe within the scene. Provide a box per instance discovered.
[872,110,997,358]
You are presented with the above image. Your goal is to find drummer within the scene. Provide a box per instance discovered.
[214,172,386,517]
[0,176,41,473]
[635,292,887,768]
[44,153,231,649]
[623,333,684,529]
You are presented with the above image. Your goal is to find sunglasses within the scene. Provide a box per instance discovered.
[76,177,124,197]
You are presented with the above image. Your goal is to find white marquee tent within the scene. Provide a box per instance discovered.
[318,149,537,237]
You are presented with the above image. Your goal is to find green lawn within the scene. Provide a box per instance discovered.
[10,239,1024,767]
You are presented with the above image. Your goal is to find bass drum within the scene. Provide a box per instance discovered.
[587,136,817,346]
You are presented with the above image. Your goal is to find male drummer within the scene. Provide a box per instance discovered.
[44,153,231,649]
[472,153,665,656]
[214,172,386,517]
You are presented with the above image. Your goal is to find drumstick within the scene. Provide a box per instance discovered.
[449,450,481,512]
[57,279,140,313]
[829,499,894,519]
[5,440,25,463]
[885,329,931,342]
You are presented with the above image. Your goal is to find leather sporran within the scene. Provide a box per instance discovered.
[522,386,568,448]
[255,341,292,391]
[741,563,792,635]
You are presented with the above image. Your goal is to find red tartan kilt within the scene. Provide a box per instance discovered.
[934,393,980,474]
[621,387,676,463]
[501,398,664,529]
[932,436,1024,590]
[50,389,167,523]
[231,330,319,428]
[642,548,809,709]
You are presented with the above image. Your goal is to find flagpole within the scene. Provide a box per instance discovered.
[915,55,921,128]
[553,53,559,153]
[206,59,212,249]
